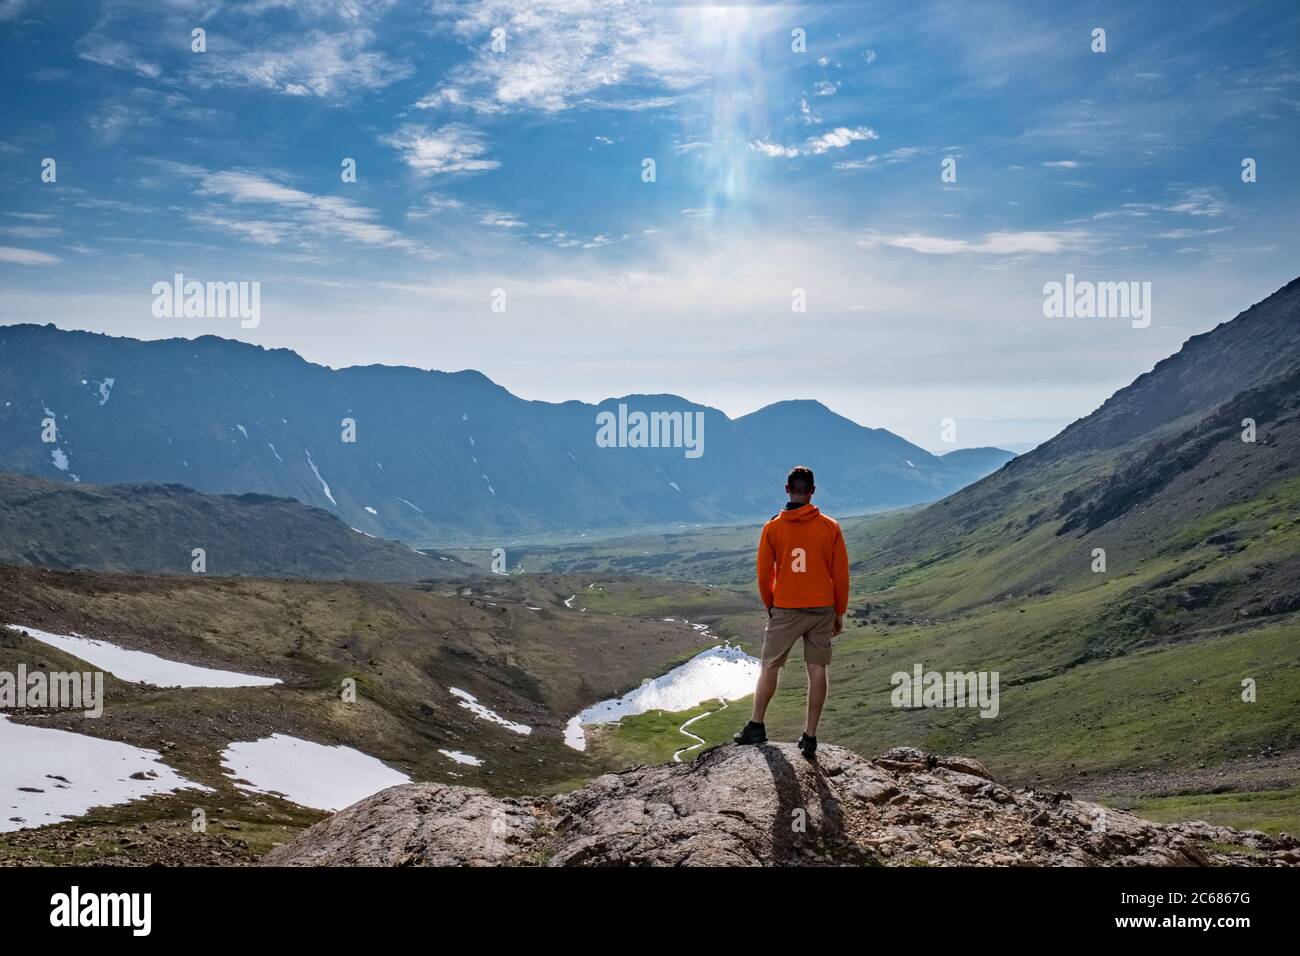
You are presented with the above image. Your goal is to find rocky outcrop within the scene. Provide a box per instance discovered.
[262,744,1300,867]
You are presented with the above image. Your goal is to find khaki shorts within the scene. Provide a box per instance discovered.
[761,606,835,668]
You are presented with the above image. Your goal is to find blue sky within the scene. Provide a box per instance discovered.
[1,0,1298,452]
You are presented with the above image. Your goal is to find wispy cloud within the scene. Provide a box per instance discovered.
[382,124,500,175]
[416,0,703,114]
[192,29,410,98]
[751,126,878,159]
[1089,187,1232,222]
[834,146,926,170]
[0,224,62,239]
[0,246,60,265]
[1156,226,1234,239]
[480,211,525,229]
[0,0,35,23]
[406,194,466,219]
[163,166,434,258]
[77,39,161,79]
[860,229,1092,256]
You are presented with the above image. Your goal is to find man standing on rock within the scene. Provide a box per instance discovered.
[735,465,849,759]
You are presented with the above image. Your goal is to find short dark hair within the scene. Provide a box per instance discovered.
[786,465,815,494]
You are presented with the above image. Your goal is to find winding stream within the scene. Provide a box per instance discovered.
[672,698,730,762]
[563,644,759,752]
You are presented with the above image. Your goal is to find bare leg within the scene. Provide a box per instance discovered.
[804,663,828,736]
[750,662,781,722]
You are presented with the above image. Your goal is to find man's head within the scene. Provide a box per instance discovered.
[785,465,815,504]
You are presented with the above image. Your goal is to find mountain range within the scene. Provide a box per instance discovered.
[0,324,1011,545]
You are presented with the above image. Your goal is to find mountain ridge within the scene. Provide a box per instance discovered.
[0,470,470,581]
[0,323,1012,544]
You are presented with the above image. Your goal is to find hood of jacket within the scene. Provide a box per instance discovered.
[777,503,821,523]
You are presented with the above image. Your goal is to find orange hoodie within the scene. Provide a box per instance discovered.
[756,504,850,614]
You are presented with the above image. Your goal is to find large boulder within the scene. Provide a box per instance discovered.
[262,743,1299,867]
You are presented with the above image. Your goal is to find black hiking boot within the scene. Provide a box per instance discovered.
[797,732,817,760]
[733,721,767,745]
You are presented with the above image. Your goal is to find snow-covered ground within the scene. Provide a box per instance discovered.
[303,448,337,506]
[0,715,208,832]
[450,687,531,735]
[563,644,760,751]
[220,734,410,811]
[6,625,280,688]
[438,749,483,766]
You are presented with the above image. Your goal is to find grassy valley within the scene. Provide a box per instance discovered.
[0,565,755,862]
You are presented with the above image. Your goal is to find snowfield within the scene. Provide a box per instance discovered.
[220,734,411,811]
[6,625,281,688]
[0,715,209,832]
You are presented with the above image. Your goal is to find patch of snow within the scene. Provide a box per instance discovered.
[236,424,249,440]
[667,480,682,492]
[267,442,283,463]
[439,749,483,767]
[364,506,377,515]
[96,378,115,406]
[397,497,424,514]
[221,734,411,812]
[0,715,210,832]
[7,625,281,688]
[564,595,576,608]
[50,448,69,471]
[449,688,531,735]
[349,527,375,538]
[563,645,760,752]
[482,475,495,496]
[304,448,337,506]
[905,459,914,468]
